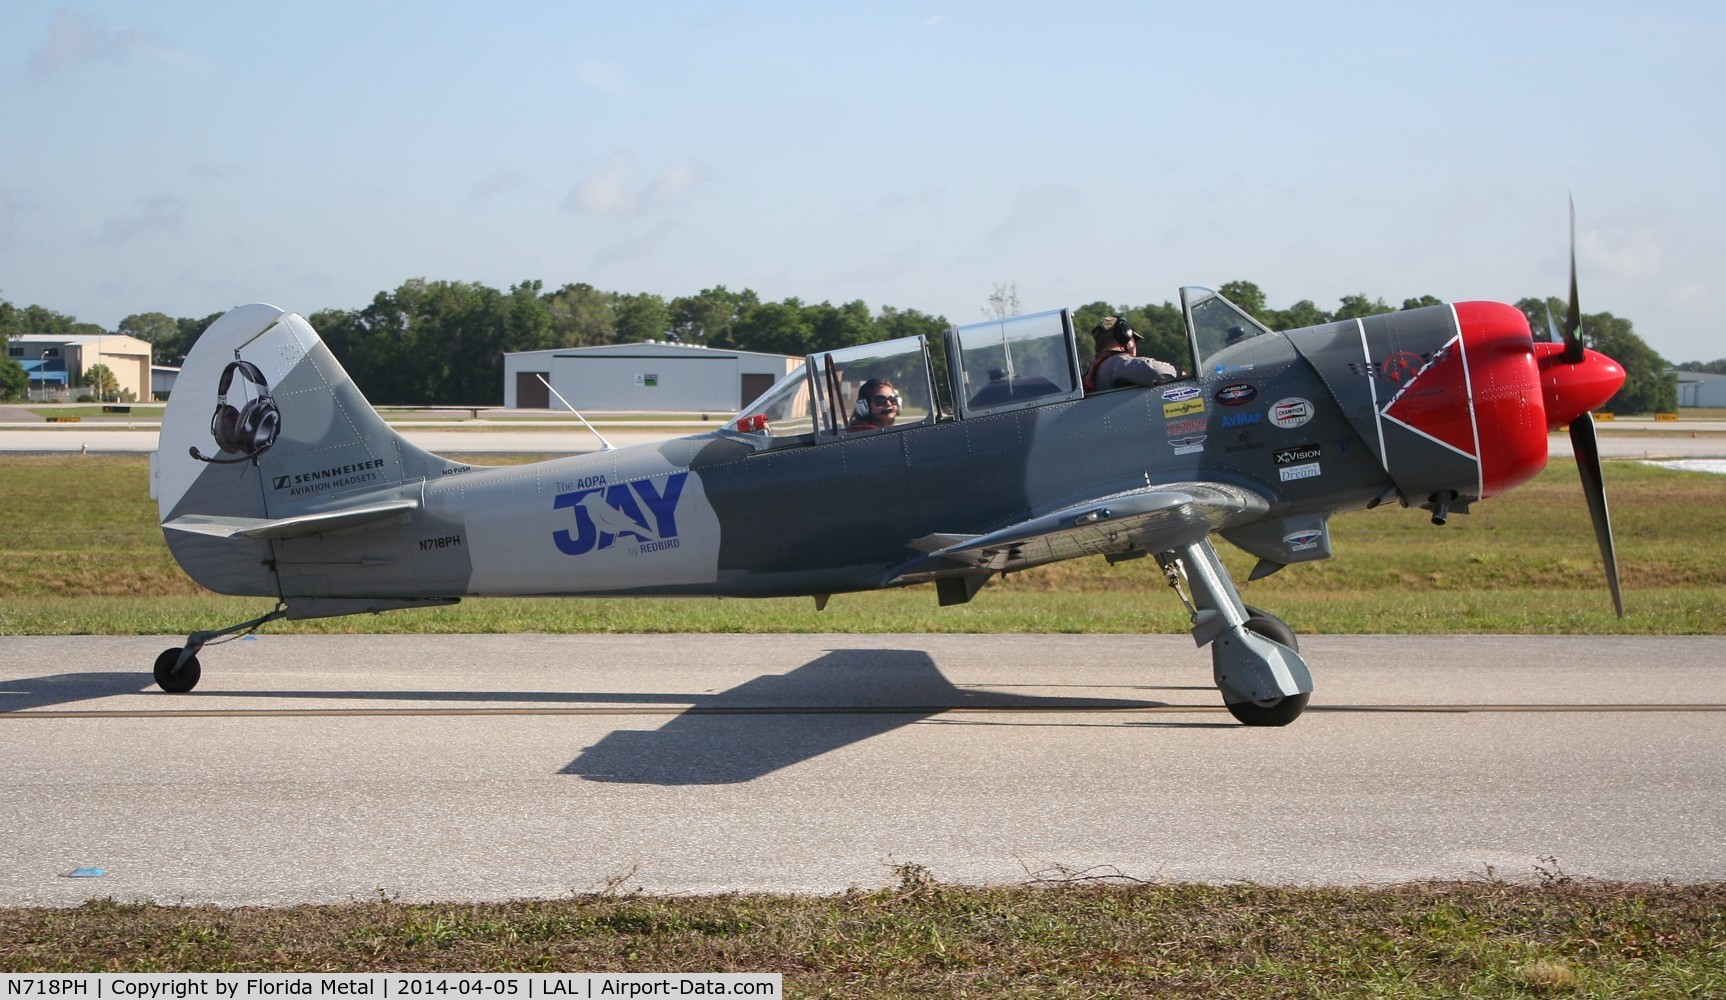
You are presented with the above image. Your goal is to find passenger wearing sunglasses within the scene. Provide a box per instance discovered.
[847,378,901,432]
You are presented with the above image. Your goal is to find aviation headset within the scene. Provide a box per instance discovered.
[853,379,899,419]
[1095,315,1140,349]
[191,358,281,464]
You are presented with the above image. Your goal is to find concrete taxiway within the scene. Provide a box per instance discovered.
[3,633,1723,905]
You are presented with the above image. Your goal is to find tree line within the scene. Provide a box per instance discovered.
[2,280,1683,412]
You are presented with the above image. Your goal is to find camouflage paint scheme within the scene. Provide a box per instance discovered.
[152,289,1617,725]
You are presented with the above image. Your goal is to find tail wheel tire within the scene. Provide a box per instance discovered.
[153,648,201,693]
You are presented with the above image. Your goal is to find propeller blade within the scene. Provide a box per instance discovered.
[1561,195,1585,363]
[1568,411,1624,617]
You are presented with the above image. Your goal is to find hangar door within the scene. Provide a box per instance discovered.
[515,371,550,409]
[740,373,776,409]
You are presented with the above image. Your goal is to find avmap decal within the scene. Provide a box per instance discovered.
[553,473,688,556]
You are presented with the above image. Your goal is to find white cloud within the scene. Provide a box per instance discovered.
[579,59,630,95]
[1580,222,1665,280]
[591,218,679,269]
[0,192,17,252]
[830,243,926,286]
[97,194,186,246]
[28,10,188,80]
[877,183,947,211]
[468,170,527,205]
[986,183,1082,242]
[645,161,706,204]
[564,155,708,219]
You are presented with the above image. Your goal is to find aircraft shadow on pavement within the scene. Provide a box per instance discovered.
[0,671,156,711]
[561,648,1168,785]
[5,651,1178,785]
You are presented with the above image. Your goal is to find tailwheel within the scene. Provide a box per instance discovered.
[153,648,202,693]
[1225,691,1310,727]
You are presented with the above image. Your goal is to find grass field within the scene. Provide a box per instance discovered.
[0,454,1720,637]
[2,877,1722,996]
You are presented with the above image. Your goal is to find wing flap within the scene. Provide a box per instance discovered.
[163,499,419,541]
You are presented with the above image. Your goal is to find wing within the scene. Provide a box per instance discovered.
[886,481,1270,584]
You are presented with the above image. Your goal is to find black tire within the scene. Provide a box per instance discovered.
[153,648,201,693]
[1226,611,1306,725]
[1226,691,1310,727]
[1242,606,1298,651]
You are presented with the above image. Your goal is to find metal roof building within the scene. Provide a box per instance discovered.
[8,333,153,401]
[1674,369,1726,408]
[502,342,798,413]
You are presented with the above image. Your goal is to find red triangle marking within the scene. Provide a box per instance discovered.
[1383,341,1475,458]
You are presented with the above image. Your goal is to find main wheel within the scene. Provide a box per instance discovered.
[153,648,202,693]
[1225,691,1310,727]
[1242,606,1297,651]
[1226,611,1306,725]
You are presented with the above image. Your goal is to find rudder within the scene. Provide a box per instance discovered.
[153,304,459,595]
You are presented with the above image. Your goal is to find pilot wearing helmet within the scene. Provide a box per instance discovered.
[1083,315,1177,392]
[847,378,901,432]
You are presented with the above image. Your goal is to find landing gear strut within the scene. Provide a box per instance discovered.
[153,603,289,693]
[1160,539,1314,726]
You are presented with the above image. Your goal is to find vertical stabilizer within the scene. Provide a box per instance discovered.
[154,304,458,595]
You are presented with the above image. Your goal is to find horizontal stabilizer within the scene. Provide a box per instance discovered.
[163,499,418,541]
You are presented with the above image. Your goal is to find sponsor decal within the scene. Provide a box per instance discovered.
[1283,529,1324,551]
[1161,384,1202,403]
[1279,462,1321,482]
[1224,441,1264,453]
[554,474,609,491]
[1169,435,1206,455]
[272,458,388,497]
[439,465,473,477]
[552,473,687,556]
[1212,363,1256,375]
[1382,351,1423,385]
[1215,383,1258,406]
[1162,398,1206,419]
[1220,411,1262,429]
[1269,397,1314,429]
[1348,349,1444,383]
[1165,416,1208,437]
[1274,442,1322,465]
[419,534,463,551]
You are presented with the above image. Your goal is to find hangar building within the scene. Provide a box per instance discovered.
[1674,369,1726,408]
[8,333,153,402]
[503,342,799,412]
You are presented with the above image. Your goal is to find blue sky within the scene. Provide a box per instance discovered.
[3,2,1722,362]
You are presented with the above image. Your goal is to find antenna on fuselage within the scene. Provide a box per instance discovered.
[535,373,615,452]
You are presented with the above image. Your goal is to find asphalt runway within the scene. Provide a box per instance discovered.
[3,633,1723,905]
